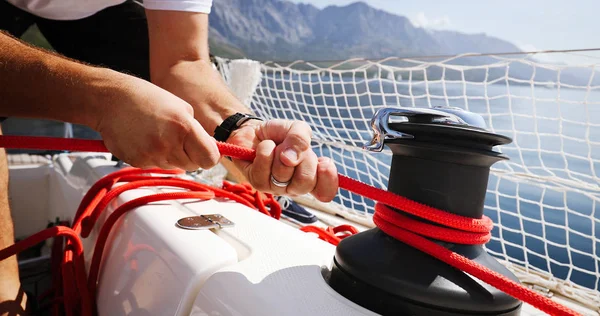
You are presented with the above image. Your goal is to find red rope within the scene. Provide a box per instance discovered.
[0,136,256,162]
[87,191,215,299]
[61,167,279,313]
[0,135,581,316]
[0,226,91,316]
[300,225,359,246]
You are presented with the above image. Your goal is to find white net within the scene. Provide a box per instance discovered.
[214,54,600,308]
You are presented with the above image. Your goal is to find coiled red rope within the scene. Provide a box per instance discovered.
[0,226,90,316]
[0,135,581,316]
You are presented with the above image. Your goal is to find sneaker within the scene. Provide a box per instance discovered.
[276,196,317,224]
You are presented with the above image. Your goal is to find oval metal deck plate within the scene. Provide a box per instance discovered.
[176,214,234,230]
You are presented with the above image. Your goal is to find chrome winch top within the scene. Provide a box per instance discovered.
[363,106,498,152]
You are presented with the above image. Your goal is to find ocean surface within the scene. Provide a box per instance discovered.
[4,75,599,290]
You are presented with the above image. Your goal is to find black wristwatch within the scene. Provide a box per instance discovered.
[213,112,263,142]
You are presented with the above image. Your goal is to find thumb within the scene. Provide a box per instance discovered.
[273,121,312,167]
[183,119,221,169]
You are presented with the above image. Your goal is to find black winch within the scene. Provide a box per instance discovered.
[326,106,523,315]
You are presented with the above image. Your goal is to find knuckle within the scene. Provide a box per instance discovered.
[294,120,311,131]
[288,178,315,196]
[174,121,194,145]
[270,118,287,127]
[251,171,270,192]
[294,120,312,136]
[196,151,220,169]
[287,133,310,152]
[176,117,194,132]
[296,169,315,183]
[182,103,194,116]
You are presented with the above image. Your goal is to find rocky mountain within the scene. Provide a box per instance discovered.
[430,30,521,56]
[208,0,594,85]
[208,0,520,61]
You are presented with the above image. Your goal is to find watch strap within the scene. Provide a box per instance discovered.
[214,112,263,142]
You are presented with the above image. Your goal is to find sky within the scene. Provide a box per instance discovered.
[287,0,600,65]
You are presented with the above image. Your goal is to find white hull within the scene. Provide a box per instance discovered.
[7,153,598,315]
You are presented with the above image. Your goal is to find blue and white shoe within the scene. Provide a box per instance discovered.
[276,196,317,224]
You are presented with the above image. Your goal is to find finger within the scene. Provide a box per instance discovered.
[183,120,221,170]
[243,140,276,193]
[285,151,318,196]
[167,150,200,172]
[120,149,158,170]
[311,157,339,202]
[149,153,177,170]
[269,144,296,193]
[265,121,312,167]
[154,160,178,170]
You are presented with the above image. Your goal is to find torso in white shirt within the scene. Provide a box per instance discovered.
[4,0,213,20]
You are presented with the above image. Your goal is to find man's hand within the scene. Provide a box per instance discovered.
[227,119,339,202]
[151,57,339,201]
[94,74,221,171]
[145,9,340,201]
[0,31,220,172]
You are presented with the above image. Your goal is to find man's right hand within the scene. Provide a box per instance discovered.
[93,73,220,171]
[0,32,220,172]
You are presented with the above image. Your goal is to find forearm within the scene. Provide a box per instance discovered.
[146,10,251,134]
[0,32,124,129]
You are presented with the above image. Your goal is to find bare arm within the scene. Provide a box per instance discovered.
[146,10,248,133]
[0,31,118,128]
[144,10,338,201]
[0,31,219,171]
[0,31,223,313]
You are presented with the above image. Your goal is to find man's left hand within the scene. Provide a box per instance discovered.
[227,119,339,202]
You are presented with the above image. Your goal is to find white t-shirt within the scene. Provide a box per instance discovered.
[5,0,213,21]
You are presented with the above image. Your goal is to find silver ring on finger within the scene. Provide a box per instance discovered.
[270,174,291,188]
